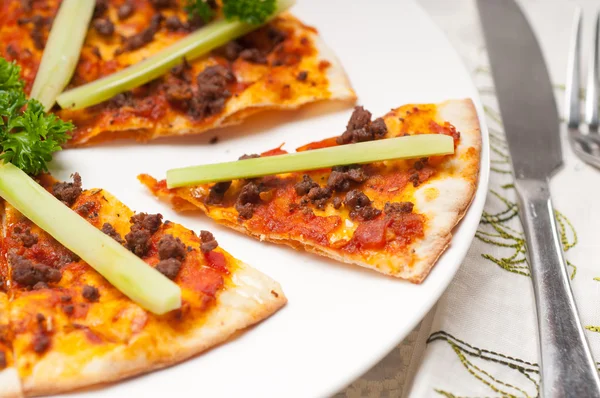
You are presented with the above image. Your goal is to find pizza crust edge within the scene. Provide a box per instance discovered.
[0,367,22,398]
[406,98,482,282]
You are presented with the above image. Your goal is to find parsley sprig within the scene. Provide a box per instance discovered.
[184,0,215,23]
[0,58,72,175]
[223,0,276,25]
[186,0,276,25]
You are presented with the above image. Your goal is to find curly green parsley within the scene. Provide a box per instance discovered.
[0,58,72,175]
[186,0,277,25]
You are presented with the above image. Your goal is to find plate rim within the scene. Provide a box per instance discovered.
[320,3,491,396]
[41,1,491,396]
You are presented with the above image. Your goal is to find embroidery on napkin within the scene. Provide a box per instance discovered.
[428,331,540,397]
[423,64,584,398]
[474,99,578,280]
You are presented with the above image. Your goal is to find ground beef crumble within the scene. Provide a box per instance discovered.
[200,230,218,253]
[239,48,267,64]
[82,285,100,302]
[155,258,181,280]
[158,234,186,260]
[53,173,83,207]
[125,213,162,257]
[236,202,256,220]
[235,182,261,219]
[295,167,368,210]
[409,172,420,187]
[75,201,96,218]
[344,190,381,221]
[327,165,368,192]
[93,18,114,36]
[306,186,332,209]
[13,226,38,248]
[296,71,308,81]
[125,228,152,257]
[57,251,80,267]
[32,282,47,290]
[216,41,244,61]
[337,106,388,145]
[384,202,414,214]
[9,253,61,288]
[214,25,286,63]
[118,13,163,53]
[207,181,232,204]
[189,65,236,119]
[266,26,286,47]
[239,153,260,160]
[354,206,381,221]
[118,1,134,20]
[332,197,342,209]
[90,45,102,59]
[62,304,74,315]
[108,92,134,108]
[32,333,50,354]
[5,44,17,58]
[164,77,193,105]
[170,57,191,80]
[344,189,370,209]
[153,231,188,279]
[414,157,428,170]
[101,223,124,244]
[294,175,318,196]
[130,213,163,234]
[93,0,109,18]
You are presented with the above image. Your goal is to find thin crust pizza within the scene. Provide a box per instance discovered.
[0,174,286,396]
[140,98,481,283]
[0,0,355,146]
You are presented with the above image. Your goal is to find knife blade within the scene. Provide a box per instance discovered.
[477,0,600,396]
[478,0,560,179]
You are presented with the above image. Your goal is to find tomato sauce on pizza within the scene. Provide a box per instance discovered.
[141,99,481,283]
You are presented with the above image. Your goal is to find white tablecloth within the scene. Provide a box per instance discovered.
[338,0,600,396]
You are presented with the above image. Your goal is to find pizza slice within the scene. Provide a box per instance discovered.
[140,99,481,283]
[1,0,355,146]
[0,174,285,396]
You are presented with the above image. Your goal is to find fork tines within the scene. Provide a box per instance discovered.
[566,8,600,167]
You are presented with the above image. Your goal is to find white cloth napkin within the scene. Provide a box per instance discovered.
[337,0,600,396]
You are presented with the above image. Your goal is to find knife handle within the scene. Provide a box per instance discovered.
[515,178,600,397]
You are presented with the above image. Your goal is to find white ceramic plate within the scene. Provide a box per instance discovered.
[55,1,489,396]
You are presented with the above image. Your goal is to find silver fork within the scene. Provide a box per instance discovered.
[567,8,600,167]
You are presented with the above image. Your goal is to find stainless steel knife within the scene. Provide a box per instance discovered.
[476,0,600,396]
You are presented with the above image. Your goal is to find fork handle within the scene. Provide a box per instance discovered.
[515,178,600,397]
